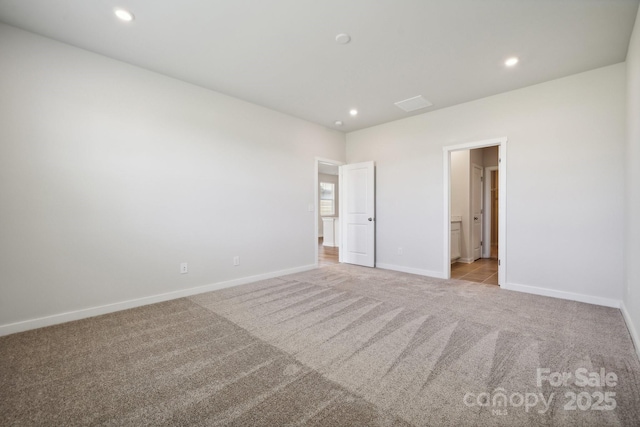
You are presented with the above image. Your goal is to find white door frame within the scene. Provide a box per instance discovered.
[483,166,499,258]
[443,137,507,285]
[314,157,344,267]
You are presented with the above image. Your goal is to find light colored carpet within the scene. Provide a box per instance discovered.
[1,264,639,426]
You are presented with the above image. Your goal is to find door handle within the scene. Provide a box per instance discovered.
[368,217,373,221]
[474,216,479,221]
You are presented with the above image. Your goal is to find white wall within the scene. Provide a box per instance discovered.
[624,7,640,355]
[347,63,626,305]
[0,24,346,333]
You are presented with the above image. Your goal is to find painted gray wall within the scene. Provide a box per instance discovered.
[1,17,636,342]
[0,24,346,330]
[347,63,626,304]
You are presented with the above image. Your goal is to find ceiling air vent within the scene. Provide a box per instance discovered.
[394,95,432,112]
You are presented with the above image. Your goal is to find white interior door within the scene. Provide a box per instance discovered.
[471,163,483,260]
[340,161,375,267]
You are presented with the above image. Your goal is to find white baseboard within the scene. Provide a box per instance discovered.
[376,263,447,279]
[0,264,316,337]
[501,282,621,308]
[620,301,640,362]
[376,265,624,310]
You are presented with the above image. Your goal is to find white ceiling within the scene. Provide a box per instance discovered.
[0,0,638,132]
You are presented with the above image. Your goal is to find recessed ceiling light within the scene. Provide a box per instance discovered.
[505,57,519,67]
[114,8,135,22]
[335,33,351,45]
[349,109,358,116]
[334,120,343,127]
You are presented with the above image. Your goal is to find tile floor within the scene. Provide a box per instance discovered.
[450,258,499,285]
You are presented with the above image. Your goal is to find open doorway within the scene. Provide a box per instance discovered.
[443,138,506,285]
[315,158,342,266]
[449,148,497,284]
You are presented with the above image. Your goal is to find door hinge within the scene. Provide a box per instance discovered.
[499,158,502,163]
[498,259,501,266]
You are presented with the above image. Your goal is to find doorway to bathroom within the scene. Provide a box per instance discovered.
[443,137,506,285]
[315,158,342,266]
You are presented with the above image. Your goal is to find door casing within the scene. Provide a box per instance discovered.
[314,157,344,267]
[443,137,507,285]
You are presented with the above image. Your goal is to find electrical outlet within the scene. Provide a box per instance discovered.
[180,262,188,274]
[233,256,240,266]
[397,247,403,256]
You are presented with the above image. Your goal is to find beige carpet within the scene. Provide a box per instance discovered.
[1,264,639,426]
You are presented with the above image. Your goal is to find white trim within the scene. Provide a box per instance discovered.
[444,137,508,152]
[339,166,344,263]
[443,137,507,284]
[376,263,446,279]
[621,301,640,361]
[314,157,344,267]
[498,142,507,286]
[0,264,316,337]
[443,150,451,277]
[501,282,621,308]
